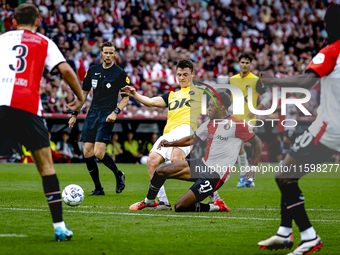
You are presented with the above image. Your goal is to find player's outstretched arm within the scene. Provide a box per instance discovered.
[120,86,166,107]
[260,71,319,89]
[157,134,200,150]
[245,134,262,180]
[58,62,85,108]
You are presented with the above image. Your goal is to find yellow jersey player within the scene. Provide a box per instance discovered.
[121,60,205,210]
[230,53,269,188]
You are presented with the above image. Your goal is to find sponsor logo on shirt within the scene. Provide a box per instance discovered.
[312,53,325,64]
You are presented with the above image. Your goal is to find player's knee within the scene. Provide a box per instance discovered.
[83,148,93,158]
[170,156,184,163]
[147,156,159,169]
[174,201,186,212]
[155,166,168,177]
[94,150,105,160]
[275,177,293,187]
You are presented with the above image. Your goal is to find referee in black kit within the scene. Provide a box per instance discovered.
[68,42,129,195]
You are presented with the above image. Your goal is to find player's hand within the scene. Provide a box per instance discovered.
[106,112,117,123]
[259,71,275,85]
[120,86,137,97]
[65,99,82,112]
[247,112,255,118]
[245,169,256,180]
[68,115,77,128]
[157,139,171,150]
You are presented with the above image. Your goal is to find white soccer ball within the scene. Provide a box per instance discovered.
[62,184,84,207]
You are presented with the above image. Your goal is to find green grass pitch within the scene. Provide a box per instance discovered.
[0,164,339,255]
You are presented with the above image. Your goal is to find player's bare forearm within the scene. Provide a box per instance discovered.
[75,90,89,112]
[260,72,318,89]
[134,93,166,107]
[256,103,265,110]
[58,63,84,102]
[249,134,262,166]
[170,134,200,147]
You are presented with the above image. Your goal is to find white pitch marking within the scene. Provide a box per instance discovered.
[0,234,27,237]
[1,205,339,211]
[1,207,339,222]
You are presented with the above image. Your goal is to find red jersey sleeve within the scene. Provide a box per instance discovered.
[235,121,255,142]
[306,43,340,78]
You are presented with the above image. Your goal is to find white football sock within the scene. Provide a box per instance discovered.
[277,226,292,236]
[144,197,155,205]
[238,151,249,176]
[209,204,220,212]
[157,185,170,205]
[53,221,66,230]
[300,227,317,241]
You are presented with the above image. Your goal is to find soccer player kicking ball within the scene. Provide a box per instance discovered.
[121,60,205,210]
[257,5,340,255]
[129,92,262,212]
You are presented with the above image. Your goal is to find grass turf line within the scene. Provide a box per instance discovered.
[0,164,339,255]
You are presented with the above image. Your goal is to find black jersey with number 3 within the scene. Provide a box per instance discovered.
[82,63,130,111]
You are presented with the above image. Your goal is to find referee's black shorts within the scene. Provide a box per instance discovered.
[80,108,114,144]
[0,106,50,151]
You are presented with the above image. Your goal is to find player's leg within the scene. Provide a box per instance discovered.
[175,178,229,213]
[236,142,253,187]
[151,147,187,210]
[13,107,73,241]
[83,142,104,195]
[130,160,190,210]
[94,142,125,193]
[31,147,73,241]
[259,130,334,253]
[147,138,169,209]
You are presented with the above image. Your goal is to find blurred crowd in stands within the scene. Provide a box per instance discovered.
[0,0,326,118]
[1,0,335,163]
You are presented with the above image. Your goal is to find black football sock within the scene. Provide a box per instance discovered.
[281,182,312,232]
[178,202,210,212]
[102,153,121,177]
[146,171,166,200]
[279,184,293,228]
[85,156,102,190]
[42,174,62,223]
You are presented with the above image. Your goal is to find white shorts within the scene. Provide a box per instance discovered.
[150,124,193,161]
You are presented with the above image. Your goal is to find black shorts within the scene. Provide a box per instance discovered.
[186,158,224,202]
[285,129,337,178]
[80,108,114,144]
[0,106,50,151]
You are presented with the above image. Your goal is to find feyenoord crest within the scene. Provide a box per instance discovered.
[106,83,111,89]
[224,123,230,130]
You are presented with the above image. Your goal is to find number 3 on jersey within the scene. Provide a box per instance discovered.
[9,45,28,73]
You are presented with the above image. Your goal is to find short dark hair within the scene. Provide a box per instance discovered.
[176,59,194,73]
[238,52,253,62]
[214,92,232,110]
[325,4,340,43]
[100,41,116,52]
[14,3,39,26]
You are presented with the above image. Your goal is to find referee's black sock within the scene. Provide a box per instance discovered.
[102,153,122,177]
[147,171,165,200]
[42,174,62,223]
[85,156,102,190]
[281,182,311,231]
